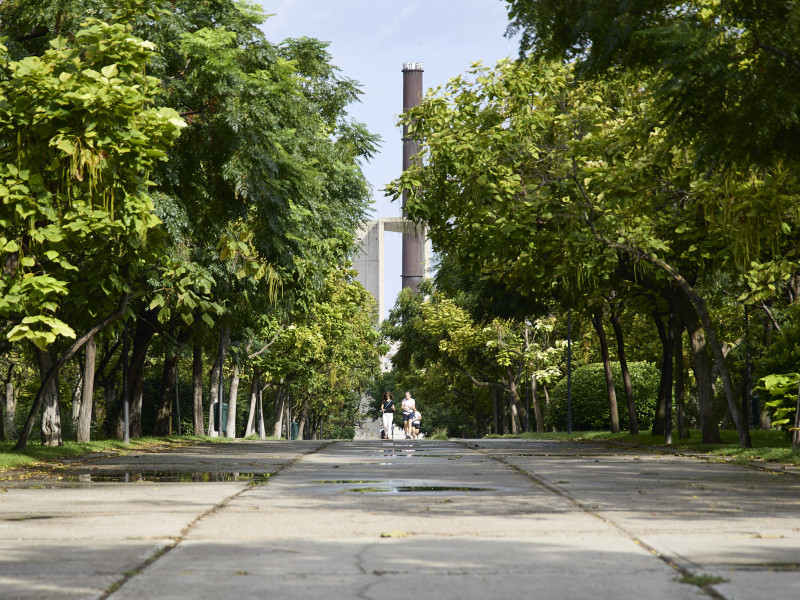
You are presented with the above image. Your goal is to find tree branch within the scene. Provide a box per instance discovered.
[753,39,800,73]
[248,325,285,359]
[758,300,782,332]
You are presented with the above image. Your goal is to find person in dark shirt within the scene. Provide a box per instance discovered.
[381,391,395,439]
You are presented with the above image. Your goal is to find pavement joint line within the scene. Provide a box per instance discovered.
[98,441,333,599]
[458,441,728,600]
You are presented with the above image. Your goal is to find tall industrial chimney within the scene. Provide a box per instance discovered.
[401,61,425,292]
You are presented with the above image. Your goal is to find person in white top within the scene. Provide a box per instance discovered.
[401,391,416,439]
[412,410,421,439]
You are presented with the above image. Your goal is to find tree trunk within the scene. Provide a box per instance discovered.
[652,310,668,436]
[674,316,690,439]
[245,371,259,437]
[155,328,191,436]
[504,365,524,434]
[501,392,509,434]
[2,364,17,441]
[257,381,266,439]
[35,347,62,447]
[530,376,544,433]
[793,379,800,451]
[688,322,723,443]
[111,310,157,439]
[273,387,287,438]
[610,305,638,435]
[491,388,499,434]
[225,361,240,438]
[71,363,83,425]
[207,325,231,437]
[591,307,620,434]
[192,344,204,436]
[297,397,310,440]
[0,384,4,441]
[76,335,97,442]
[155,350,178,436]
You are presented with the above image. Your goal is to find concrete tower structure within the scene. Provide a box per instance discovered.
[352,62,430,325]
[401,61,425,293]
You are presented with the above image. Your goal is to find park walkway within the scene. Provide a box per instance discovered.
[1,439,798,599]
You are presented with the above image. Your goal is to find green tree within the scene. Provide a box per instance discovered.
[0,19,185,448]
[388,56,799,446]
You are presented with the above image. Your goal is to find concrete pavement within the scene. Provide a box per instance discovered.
[1,439,798,599]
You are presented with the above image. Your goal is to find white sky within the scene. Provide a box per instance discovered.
[257,1,519,317]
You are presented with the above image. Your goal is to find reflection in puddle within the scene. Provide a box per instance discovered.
[344,486,495,494]
[61,471,269,483]
[312,480,381,484]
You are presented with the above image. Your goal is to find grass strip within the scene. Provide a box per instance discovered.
[483,429,800,465]
[0,435,265,472]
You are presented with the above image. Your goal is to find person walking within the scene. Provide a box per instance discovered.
[381,391,395,440]
[401,391,416,439]
[412,410,422,439]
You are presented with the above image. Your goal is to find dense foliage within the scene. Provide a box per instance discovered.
[0,0,382,448]
[548,362,660,432]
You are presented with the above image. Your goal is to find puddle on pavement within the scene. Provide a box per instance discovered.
[344,485,495,494]
[58,471,270,483]
[312,480,381,484]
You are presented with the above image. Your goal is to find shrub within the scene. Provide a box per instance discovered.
[547,362,660,431]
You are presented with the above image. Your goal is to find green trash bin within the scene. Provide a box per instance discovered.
[213,402,228,433]
[290,421,299,440]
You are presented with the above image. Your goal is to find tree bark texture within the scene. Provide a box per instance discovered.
[688,322,723,443]
[273,387,287,438]
[192,344,204,436]
[609,305,638,435]
[207,325,231,437]
[71,363,83,424]
[530,376,544,433]
[652,310,669,436]
[35,347,62,447]
[76,335,97,442]
[297,397,310,440]
[591,307,620,434]
[1,364,17,441]
[112,310,156,439]
[155,350,178,436]
[674,316,690,439]
[225,361,240,438]
[245,371,259,438]
[257,381,266,439]
[505,365,524,434]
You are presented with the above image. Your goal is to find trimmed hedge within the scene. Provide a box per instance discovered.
[547,362,660,431]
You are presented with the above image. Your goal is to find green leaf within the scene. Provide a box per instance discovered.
[101,64,119,78]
